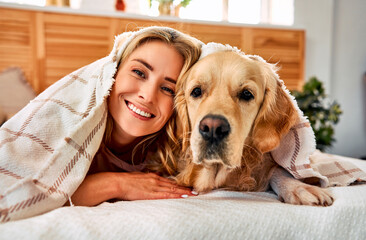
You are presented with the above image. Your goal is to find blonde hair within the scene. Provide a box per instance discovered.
[104,27,202,174]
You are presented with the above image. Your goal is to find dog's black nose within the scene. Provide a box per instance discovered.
[199,115,230,143]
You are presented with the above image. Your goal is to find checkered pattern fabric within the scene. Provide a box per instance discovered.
[0,56,114,222]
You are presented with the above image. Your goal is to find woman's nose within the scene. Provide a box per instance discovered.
[138,81,158,103]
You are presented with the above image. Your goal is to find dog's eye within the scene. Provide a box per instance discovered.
[238,89,254,101]
[190,87,202,98]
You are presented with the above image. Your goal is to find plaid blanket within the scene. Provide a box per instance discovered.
[1,31,365,223]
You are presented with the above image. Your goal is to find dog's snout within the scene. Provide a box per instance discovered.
[199,115,230,143]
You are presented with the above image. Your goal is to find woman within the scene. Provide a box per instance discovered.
[0,26,202,222]
[72,28,202,206]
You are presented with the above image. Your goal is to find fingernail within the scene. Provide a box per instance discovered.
[181,194,188,198]
[191,191,198,195]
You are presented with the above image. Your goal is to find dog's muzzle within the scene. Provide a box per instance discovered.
[194,114,232,166]
[199,114,230,146]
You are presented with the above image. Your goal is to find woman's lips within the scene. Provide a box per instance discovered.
[125,101,155,119]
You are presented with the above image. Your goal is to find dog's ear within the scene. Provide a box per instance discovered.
[174,73,191,152]
[251,75,298,153]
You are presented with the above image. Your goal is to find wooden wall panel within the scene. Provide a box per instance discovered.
[42,13,111,89]
[188,24,242,47]
[0,7,305,93]
[247,28,305,90]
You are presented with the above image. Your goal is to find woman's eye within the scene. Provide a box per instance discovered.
[190,87,202,98]
[238,89,254,101]
[133,69,145,78]
[162,87,175,96]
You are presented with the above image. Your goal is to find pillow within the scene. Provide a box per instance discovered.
[0,67,36,118]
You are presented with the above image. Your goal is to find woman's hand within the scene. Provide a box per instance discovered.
[70,172,197,206]
[114,172,197,201]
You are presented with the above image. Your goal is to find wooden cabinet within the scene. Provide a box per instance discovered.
[241,28,305,89]
[43,13,112,89]
[0,7,305,93]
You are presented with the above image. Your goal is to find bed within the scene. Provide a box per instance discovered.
[0,155,365,240]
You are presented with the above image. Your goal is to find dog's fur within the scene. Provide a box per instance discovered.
[174,50,333,206]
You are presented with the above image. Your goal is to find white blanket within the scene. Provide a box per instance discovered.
[1,155,365,240]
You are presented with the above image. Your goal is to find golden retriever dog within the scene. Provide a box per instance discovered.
[174,49,333,206]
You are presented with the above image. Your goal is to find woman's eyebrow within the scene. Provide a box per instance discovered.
[133,59,153,71]
[165,77,176,84]
[133,59,176,84]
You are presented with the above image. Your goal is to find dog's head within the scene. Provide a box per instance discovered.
[175,50,298,169]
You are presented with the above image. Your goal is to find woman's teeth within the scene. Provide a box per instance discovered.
[127,102,152,118]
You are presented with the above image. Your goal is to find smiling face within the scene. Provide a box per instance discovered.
[108,40,184,146]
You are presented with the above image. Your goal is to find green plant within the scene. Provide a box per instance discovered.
[291,77,342,151]
[149,0,192,8]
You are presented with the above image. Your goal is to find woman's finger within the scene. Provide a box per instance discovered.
[153,185,195,195]
[148,174,196,195]
[147,191,193,200]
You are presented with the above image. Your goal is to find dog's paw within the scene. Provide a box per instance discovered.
[279,184,333,206]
